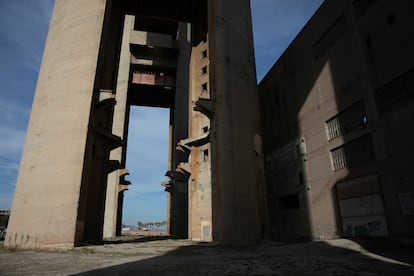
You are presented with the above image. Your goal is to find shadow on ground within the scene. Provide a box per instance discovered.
[1,238,413,275]
[81,235,173,245]
[71,238,414,276]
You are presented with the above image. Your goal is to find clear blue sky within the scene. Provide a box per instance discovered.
[0,0,323,226]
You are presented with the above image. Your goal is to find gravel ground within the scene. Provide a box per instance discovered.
[0,237,413,275]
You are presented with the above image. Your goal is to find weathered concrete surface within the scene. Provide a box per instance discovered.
[0,238,413,275]
[187,39,212,242]
[259,0,414,242]
[208,0,265,243]
[103,15,134,240]
[6,0,266,249]
[5,0,107,249]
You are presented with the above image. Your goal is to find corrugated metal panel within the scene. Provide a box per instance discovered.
[337,174,388,237]
[339,194,384,218]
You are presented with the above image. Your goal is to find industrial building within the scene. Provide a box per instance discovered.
[259,0,414,241]
[5,0,264,249]
[5,0,414,249]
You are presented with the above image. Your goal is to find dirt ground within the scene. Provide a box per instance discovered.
[0,236,413,275]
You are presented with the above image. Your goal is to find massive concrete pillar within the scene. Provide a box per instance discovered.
[208,0,264,243]
[167,23,191,238]
[73,0,124,244]
[5,0,108,249]
[6,0,265,249]
[103,15,134,239]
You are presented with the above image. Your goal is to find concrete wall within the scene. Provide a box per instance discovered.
[74,0,124,243]
[159,22,192,238]
[259,0,414,241]
[7,0,267,248]
[169,23,191,238]
[187,39,212,241]
[103,15,134,239]
[6,0,107,249]
[208,0,265,243]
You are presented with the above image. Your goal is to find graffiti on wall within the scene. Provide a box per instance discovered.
[342,216,387,237]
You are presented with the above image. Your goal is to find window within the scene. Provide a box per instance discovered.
[331,147,347,170]
[279,193,300,210]
[331,135,375,170]
[375,68,414,115]
[202,83,208,93]
[298,172,304,185]
[326,100,367,141]
[203,149,209,162]
[202,66,207,75]
[202,49,208,59]
[353,0,380,20]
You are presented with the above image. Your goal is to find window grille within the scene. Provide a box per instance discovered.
[375,68,414,114]
[326,100,367,141]
[331,135,374,170]
[331,147,347,170]
[353,0,380,20]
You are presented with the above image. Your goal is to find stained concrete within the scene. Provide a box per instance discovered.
[5,0,108,249]
[6,0,265,249]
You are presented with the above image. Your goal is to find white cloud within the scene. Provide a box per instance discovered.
[0,99,31,128]
[0,0,53,72]
[0,159,19,174]
[0,126,25,160]
[0,0,53,209]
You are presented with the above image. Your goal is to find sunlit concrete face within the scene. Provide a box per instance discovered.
[5,0,264,249]
[4,0,108,249]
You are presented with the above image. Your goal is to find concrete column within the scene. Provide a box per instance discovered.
[167,23,191,238]
[208,0,265,243]
[5,0,107,249]
[103,15,134,239]
[187,39,212,241]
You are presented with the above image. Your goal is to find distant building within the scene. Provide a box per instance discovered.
[259,0,414,241]
[0,210,10,216]
[0,209,10,229]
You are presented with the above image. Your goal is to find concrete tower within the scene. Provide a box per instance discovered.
[6,0,265,249]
